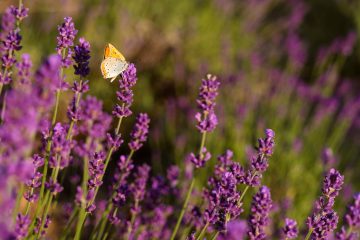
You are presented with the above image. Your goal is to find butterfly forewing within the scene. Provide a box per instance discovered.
[104,43,126,61]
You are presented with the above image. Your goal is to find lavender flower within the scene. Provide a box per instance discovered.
[16,53,32,85]
[195,74,220,133]
[0,7,16,42]
[88,151,106,189]
[49,123,71,169]
[245,129,275,187]
[10,4,29,22]
[129,113,150,151]
[188,147,211,168]
[248,186,273,240]
[130,164,151,219]
[218,220,248,240]
[113,63,137,118]
[308,210,339,240]
[322,168,344,199]
[73,37,90,77]
[14,214,30,239]
[56,17,78,68]
[34,54,62,97]
[282,218,298,239]
[202,151,244,233]
[336,193,360,240]
[307,168,344,239]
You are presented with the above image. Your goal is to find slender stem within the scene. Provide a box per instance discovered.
[96,150,135,240]
[60,207,79,240]
[304,228,313,240]
[170,131,207,240]
[74,116,124,240]
[196,222,209,240]
[170,178,195,240]
[127,199,139,239]
[13,183,25,220]
[36,155,61,238]
[210,231,219,240]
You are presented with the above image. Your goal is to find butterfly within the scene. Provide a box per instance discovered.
[100,43,129,82]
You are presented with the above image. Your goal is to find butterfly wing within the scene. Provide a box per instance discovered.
[104,43,126,61]
[101,57,128,80]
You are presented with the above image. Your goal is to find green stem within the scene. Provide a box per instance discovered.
[210,231,219,240]
[96,150,135,240]
[127,196,139,238]
[170,131,207,240]
[13,184,25,220]
[304,228,313,240]
[60,207,79,240]
[171,131,207,240]
[170,178,195,240]
[196,222,209,240]
[74,116,124,240]
[36,155,61,238]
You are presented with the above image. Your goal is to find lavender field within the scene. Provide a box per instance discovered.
[0,0,359,239]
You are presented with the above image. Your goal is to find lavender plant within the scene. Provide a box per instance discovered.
[0,1,359,240]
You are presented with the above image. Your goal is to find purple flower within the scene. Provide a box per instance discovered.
[336,193,360,240]
[188,147,211,168]
[203,154,244,232]
[34,216,51,237]
[307,168,344,239]
[113,63,138,118]
[130,164,151,216]
[72,80,89,93]
[88,151,106,189]
[167,165,179,187]
[129,113,150,151]
[1,29,22,76]
[244,129,275,187]
[107,133,123,150]
[195,74,220,133]
[34,54,62,94]
[0,7,16,42]
[10,4,29,22]
[56,17,78,68]
[45,179,63,195]
[49,123,71,169]
[16,53,32,85]
[322,168,344,199]
[56,17,77,51]
[308,210,339,240]
[282,218,298,239]
[73,37,90,77]
[218,220,248,240]
[14,214,30,239]
[248,186,273,240]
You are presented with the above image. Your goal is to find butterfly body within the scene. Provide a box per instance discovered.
[101,43,128,82]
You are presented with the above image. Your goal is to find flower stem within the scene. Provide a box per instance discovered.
[36,155,61,238]
[74,115,124,240]
[210,231,219,240]
[12,183,25,221]
[170,131,207,240]
[96,150,134,239]
[196,222,209,240]
[304,228,313,240]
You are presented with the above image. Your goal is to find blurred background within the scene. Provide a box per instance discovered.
[2,0,360,232]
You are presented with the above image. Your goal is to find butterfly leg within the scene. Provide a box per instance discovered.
[110,76,117,82]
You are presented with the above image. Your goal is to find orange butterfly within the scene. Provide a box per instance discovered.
[100,43,128,82]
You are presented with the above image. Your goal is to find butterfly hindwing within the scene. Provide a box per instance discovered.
[104,43,126,61]
[101,57,128,79]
